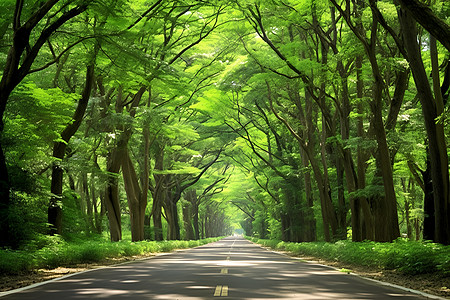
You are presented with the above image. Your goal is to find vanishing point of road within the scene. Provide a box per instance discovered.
[0,236,435,299]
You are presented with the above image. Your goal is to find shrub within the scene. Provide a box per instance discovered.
[0,237,223,275]
[248,237,449,276]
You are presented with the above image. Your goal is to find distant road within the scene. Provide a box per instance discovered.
[1,236,430,299]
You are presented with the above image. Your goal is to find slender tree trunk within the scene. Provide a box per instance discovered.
[82,173,95,231]
[301,148,316,242]
[49,64,94,235]
[152,200,163,241]
[0,142,9,246]
[422,156,435,240]
[151,143,165,241]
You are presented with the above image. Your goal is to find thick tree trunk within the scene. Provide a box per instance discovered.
[104,86,146,242]
[355,56,374,241]
[365,23,400,242]
[397,0,450,52]
[105,174,121,242]
[399,9,450,244]
[122,124,150,242]
[369,95,400,242]
[164,195,181,240]
[184,190,197,240]
[182,201,195,240]
[105,143,126,242]
[122,150,145,241]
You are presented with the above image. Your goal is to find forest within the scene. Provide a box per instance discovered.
[0,0,449,255]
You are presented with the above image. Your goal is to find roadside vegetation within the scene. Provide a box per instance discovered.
[248,237,450,276]
[0,234,221,275]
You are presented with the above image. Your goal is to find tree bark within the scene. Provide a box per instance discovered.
[184,190,197,240]
[397,0,450,52]
[49,64,94,235]
[151,143,165,241]
[399,8,450,244]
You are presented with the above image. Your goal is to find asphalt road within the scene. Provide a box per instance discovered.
[1,236,431,299]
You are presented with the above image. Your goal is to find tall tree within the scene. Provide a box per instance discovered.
[49,64,95,235]
[398,6,450,244]
[0,0,89,246]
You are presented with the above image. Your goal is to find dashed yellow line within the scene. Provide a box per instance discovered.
[214,285,221,296]
[222,285,228,296]
[214,285,228,296]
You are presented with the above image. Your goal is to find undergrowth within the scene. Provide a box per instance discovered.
[248,237,450,276]
[0,236,221,275]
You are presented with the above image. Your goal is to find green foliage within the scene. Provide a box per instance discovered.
[6,192,48,248]
[0,237,222,275]
[249,238,450,276]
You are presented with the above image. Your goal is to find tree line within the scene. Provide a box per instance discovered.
[0,0,448,248]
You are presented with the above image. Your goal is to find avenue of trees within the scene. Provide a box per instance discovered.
[0,0,449,248]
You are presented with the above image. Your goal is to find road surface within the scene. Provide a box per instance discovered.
[1,236,431,299]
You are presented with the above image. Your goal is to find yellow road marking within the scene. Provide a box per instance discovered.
[226,256,230,260]
[221,268,228,274]
[222,285,228,296]
[214,285,229,296]
[214,285,222,296]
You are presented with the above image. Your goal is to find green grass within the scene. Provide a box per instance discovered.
[247,237,450,276]
[0,236,222,275]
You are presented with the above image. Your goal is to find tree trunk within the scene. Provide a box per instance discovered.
[122,122,150,242]
[184,190,197,240]
[365,21,400,242]
[151,143,165,241]
[397,0,450,52]
[164,193,181,240]
[182,201,195,240]
[122,150,145,241]
[422,156,435,240]
[301,148,316,242]
[152,200,163,241]
[105,144,125,242]
[399,8,450,244]
[49,64,94,235]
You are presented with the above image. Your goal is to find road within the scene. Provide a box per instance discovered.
[1,236,431,299]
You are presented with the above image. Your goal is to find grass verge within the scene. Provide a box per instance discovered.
[247,237,450,276]
[0,237,222,275]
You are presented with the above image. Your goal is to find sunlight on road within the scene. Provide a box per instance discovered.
[1,237,428,300]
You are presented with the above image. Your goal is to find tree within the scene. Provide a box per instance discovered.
[49,64,95,235]
[397,6,450,244]
[0,0,89,246]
